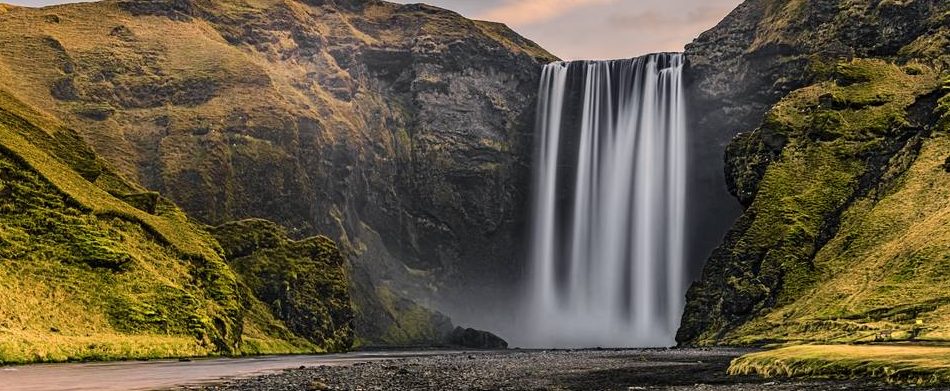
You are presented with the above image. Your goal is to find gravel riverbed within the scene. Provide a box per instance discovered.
[182,349,937,391]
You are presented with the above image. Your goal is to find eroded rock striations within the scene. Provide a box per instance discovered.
[0,0,554,345]
[679,0,950,345]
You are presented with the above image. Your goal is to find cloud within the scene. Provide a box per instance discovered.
[475,0,616,27]
[608,5,734,31]
[684,4,735,25]
[607,10,668,30]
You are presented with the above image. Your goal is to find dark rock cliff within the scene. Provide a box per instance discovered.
[0,0,555,344]
[678,0,949,345]
[686,0,947,135]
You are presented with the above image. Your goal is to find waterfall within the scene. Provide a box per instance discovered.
[524,53,687,348]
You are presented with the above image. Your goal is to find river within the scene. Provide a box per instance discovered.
[0,351,455,391]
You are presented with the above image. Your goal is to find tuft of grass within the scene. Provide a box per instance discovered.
[938,77,950,131]
[0,333,209,364]
[730,345,950,386]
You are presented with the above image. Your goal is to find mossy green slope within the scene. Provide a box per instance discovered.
[0,90,240,362]
[0,90,349,363]
[680,56,950,344]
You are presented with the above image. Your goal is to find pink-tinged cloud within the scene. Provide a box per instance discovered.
[475,0,616,27]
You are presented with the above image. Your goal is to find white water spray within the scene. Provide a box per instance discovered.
[524,53,687,348]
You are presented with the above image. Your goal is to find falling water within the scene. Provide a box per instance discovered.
[525,53,687,348]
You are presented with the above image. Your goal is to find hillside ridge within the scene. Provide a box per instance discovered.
[678,0,950,346]
[0,88,354,363]
[0,0,550,347]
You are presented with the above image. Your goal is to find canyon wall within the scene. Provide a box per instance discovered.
[0,0,555,344]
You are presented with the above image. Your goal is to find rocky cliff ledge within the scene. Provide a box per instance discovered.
[0,0,555,344]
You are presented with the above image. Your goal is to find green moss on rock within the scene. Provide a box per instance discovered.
[371,284,454,346]
[0,0,555,347]
[0,149,240,361]
[679,58,945,346]
[0,90,348,362]
[212,219,355,352]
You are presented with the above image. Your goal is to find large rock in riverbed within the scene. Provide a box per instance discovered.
[446,327,508,350]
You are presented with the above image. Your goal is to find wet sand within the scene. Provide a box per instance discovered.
[0,351,452,391]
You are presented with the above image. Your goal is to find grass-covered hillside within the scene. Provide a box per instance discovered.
[0,89,352,363]
[0,0,556,344]
[679,0,950,346]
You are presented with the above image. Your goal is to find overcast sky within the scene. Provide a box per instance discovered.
[5,0,742,60]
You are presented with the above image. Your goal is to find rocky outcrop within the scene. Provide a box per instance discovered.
[212,219,355,352]
[686,0,948,136]
[682,0,950,276]
[445,327,508,350]
[678,0,950,345]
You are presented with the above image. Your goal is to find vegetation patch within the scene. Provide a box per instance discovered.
[681,57,947,345]
[372,284,453,346]
[0,90,349,363]
[730,345,950,386]
[0,150,230,362]
[212,219,355,352]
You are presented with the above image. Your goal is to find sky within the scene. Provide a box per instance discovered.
[391,0,742,60]
[5,0,743,60]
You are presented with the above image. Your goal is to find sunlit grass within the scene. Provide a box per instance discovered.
[0,333,209,364]
[730,345,950,386]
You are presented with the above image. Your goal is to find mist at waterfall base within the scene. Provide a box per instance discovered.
[520,53,688,348]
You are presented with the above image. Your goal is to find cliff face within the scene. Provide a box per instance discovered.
[686,0,947,134]
[0,0,554,344]
[682,0,950,275]
[679,0,950,345]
